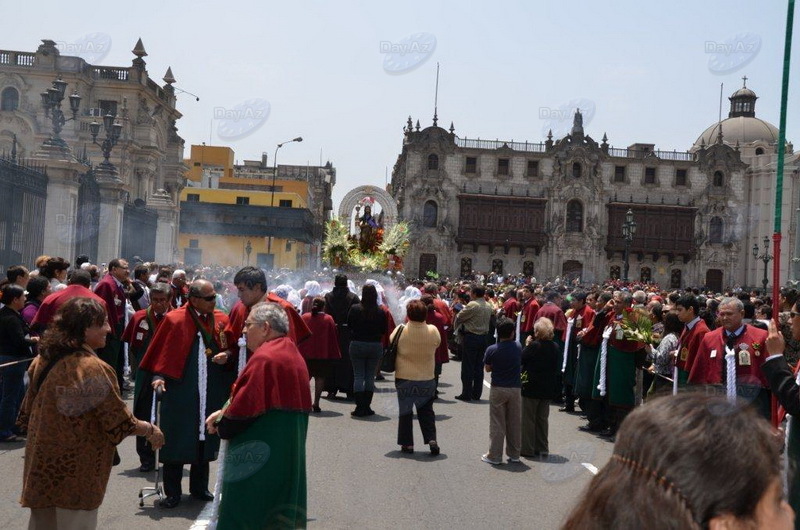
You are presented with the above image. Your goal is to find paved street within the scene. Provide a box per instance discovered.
[0,361,612,530]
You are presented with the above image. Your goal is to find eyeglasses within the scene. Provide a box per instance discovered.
[192,294,217,302]
[243,321,262,329]
[791,311,799,319]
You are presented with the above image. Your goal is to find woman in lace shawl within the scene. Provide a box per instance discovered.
[18,298,164,529]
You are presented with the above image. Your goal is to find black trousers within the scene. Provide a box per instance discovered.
[136,436,155,467]
[163,459,210,497]
[396,379,437,446]
[461,333,488,399]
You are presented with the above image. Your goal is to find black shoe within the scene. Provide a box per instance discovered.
[159,495,181,509]
[400,445,414,454]
[139,463,154,472]
[363,391,375,416]
[559,406,576,413]
[429,442,440,456]
[312,405,321,413]
[191,490,214,501]
[579,424,604,433]
[472,395,482,401]
[454,394,472,402]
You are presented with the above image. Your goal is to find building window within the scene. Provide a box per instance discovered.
[189,239,199,248]
[670,269,682,289]
[419,253,437,279]
[756,147,765,155]
[641,267,652,283]
[0,87,19,111]
[98,99,118,117]
[286,241,292,252]
[465,156,477,174]
[614,166,625,183]
[713,171,724,187]
[523,260,534,277]
[236,196,250,205]
[566,200,583,232]
[193,162,202,167]
[422,200,438,227]
[460,257,472,278]
[676,168,687,186]
[644,167,656,184]
[526,160,539,177]
[498,158,510,176]
[279,199,292,208]
[572,162,582,178]
[186,193,200,202]
[492,259,504,274]
[610,266,621,280]
[709,216,724,243]
[427,154,439,170]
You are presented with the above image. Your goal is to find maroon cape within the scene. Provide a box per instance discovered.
[225,294,312,353]
[225,336,311,419]
[677,318,711,373]
[537,302,568,334]
[93,274,126,331]
[139,305,229,380]
[689,325,769,387]
[298,312,341,361]
[520,298,540,333]
[426,308,450,364]
[122,308,168,350]
[502,297,519,320]
[31,285,108,330]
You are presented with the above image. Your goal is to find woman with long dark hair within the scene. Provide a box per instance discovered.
[563,394,793,529]
[0,285,37,442]
[346,284,387,417]
[299,297,341,412]
[18,298,164,529]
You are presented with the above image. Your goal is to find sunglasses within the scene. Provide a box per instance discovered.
[192,294,217,302]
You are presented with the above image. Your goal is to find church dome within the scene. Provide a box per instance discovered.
[692,78,779,149]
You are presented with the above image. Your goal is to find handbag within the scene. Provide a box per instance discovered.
[381,325,405,373]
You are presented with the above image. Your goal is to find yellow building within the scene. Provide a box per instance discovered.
[179,145,316,269]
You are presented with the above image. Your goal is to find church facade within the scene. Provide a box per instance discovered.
[390,82,799,291]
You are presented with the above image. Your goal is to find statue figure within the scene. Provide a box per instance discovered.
[357,204,382,253]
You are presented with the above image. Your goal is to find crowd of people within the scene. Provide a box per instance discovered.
[2,255,800,528]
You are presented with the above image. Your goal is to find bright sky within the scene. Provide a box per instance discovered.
[3,1,797,210]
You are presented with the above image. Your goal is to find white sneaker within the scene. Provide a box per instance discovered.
[507,457,521,463]
[481,454,503,465]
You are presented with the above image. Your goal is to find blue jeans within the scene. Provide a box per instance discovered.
[350,341,383,392]
[0,355,27,436]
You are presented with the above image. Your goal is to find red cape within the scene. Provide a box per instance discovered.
[225,294,312,352]
[537,302,568,333]
[225,336,311,419]
[31,285,108,330]
[427,308,450,364]
[678,318,711,373]
[298,312,341,360]
[93,274,126,330]
[122,308,168,349]
[139,305,230,380]
[520,298,540,333]
[688,325,769,387]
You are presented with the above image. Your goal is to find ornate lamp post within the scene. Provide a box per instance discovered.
[88,112,123,172]
[40,75,82,148]
[245,239,252,265]
[753,236,773,295]
[266,136,302,264]
[622,208,637,282]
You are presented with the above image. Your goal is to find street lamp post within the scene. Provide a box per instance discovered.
[40,75,82,149]
[753,236,773,295]
[266,136,303,268]
[89,112,123,171]
[245,239,252,265]
[622,209,637,282]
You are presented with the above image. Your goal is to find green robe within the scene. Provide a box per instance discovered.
[218,410,308,529]
[575,345,599,399]
[148,335,235,463]
[592,344,636,408]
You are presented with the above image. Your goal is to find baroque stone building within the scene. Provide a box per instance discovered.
[390,82,800,291]
[0,38,186,265]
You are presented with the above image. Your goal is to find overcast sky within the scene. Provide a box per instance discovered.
[3,1,797,211]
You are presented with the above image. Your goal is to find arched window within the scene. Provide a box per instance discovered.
[0,87,19,111]
[492,259,504,274]
[566,200,583,232]
[572,162,582,178]
[522,260,534,277]
[427,154,439,170]
[709,217,724,244]
[755,147,765,156]
[422,200,438,227]
[610,266,621,280]
[713,171,724,187]
[641,267,652,283]
[670,269,682,289]
[460,257,472,278]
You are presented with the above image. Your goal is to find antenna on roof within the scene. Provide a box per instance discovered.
[717,83,724,144]
[433,62,440,127]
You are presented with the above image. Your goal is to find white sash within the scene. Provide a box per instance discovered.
[562,318,574,373]
[724,346,736,403]
[597,326,613,397]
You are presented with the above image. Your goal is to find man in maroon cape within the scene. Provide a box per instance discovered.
[689,297,771,420]
[138,279,235,508]
[224,267,311,367]
[93,259,130,388]
[518,285,540,345]
[31,270,107,333]
[675,293,711,385]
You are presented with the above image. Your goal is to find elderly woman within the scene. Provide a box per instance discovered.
[520,317,561,458]
[391,299,441,455]
[0,285,38,442]
[206,302,311,530]
[18,297,164,529]
[563,394,793,529]
[301,281,322,314]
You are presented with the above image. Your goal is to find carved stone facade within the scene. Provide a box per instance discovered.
[0,39,186,264]
[390,83,800,290]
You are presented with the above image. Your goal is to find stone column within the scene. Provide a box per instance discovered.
[33,145,82,263]
[95,165,126,264]
[148,190,178,264]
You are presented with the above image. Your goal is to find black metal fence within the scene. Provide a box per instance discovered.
[0,156,48,273]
